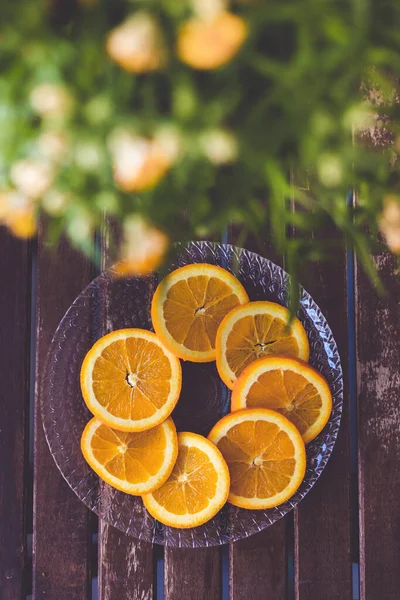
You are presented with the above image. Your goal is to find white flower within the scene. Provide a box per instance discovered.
[109,131,171,192]
[191,0,227,21]
[10,160,55,199]
[113,135,152,179]
[30,84,73,119]
[106,13,165,73]
[201,129,238,164]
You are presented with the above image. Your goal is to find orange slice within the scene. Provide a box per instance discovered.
[80,329,182,432]
[81,417,178,495]
[151,263,249,362]
[215,301,310,389]
[208,408,306,509]
[231,356,332,444]
[142,432,230,528]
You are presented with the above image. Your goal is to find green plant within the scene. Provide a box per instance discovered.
[1,0,399,287]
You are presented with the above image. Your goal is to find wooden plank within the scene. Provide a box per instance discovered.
[98,219,154,600]
[0,229,31,599]
[292,223,352,599]
[228,225,288,600]
[33,225,93,599]
[230,525,287,600]
[165,548,221,600]
[99,523,153,600]
[355,250,400,599]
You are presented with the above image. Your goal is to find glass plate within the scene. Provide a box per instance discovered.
[41,241,343,548]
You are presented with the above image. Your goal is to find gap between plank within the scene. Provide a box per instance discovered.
[346,210,361,600]
[286,516,295,600]
[221,543,229,600]
[26,238,38,599]
[155,544,164,600]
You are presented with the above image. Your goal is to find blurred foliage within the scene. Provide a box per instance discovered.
[1,0,400,289]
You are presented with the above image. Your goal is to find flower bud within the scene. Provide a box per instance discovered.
[178,12,247,70]
[107,13,166,73]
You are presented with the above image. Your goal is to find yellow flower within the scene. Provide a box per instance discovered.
[0,190,36,238]
[30,84,74,120]
[379,196,400,254]
[114,215,169,276]
[110,132,172,192]
[177,12,247,70]
[106,13,166,73]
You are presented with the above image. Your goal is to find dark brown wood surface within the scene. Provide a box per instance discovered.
[230,524,288,600]
[228,230,288,600]
[356,250,400,599]
[32,226,94,599]
[0,229,31,599]
[165,548,221,600]
[98,221,154,600]
[293,232,352,600]
[99,522,153,600]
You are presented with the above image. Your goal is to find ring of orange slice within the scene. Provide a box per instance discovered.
[231,356,332,444]
[80,328,182,432]
[208,408,306,509]
[215,301,310,389]
[151,263,249,363]
[81,417,178,495]
[142,431,230,528]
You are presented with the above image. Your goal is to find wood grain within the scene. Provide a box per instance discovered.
[164,548,221,600]
[98,219,154,600]
[292,227,352,600]
[230,524,288,600]
[99,522,153,600]
[228,223,289,600]
[33,226,94,599]
[0,229,31,599]
[355,250,400,599]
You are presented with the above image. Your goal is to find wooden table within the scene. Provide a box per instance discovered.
[1,215,399,600]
